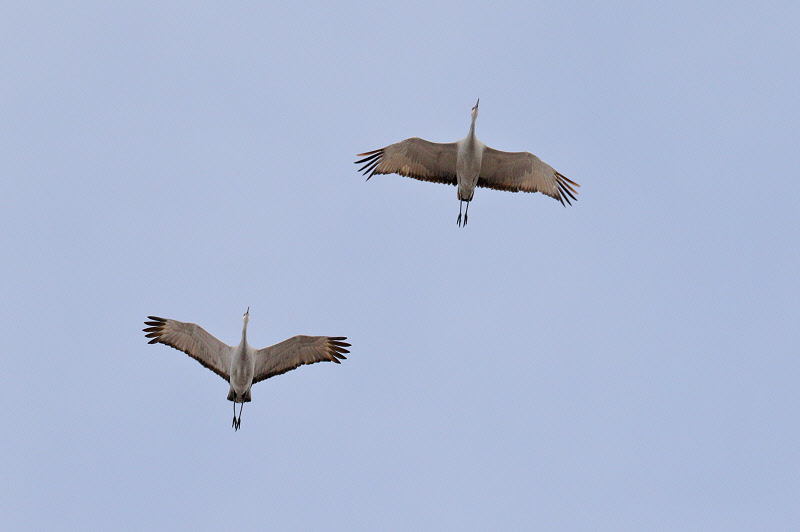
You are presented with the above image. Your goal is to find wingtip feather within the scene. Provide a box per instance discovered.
[356,148,383,157]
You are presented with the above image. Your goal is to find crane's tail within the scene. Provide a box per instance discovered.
[227,387,252,403]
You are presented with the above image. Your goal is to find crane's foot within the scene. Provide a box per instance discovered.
[456,213,462,227]
[232,415,238,430]
[463,213,468,227]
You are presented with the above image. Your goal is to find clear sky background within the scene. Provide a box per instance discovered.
[2,2,798,529]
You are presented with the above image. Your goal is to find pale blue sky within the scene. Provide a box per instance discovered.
[1,2,798,529]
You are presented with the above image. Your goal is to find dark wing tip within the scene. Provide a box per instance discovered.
[553,172,578,206]
[557,172,580,188]
[356,151,383,179]
[144,316,166,341]
[330,340,351,347]
[329,337,351,354]
[328,336,350,361]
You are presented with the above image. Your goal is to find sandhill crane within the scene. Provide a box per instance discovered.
[143,308,350,431]
[356,99,579,226]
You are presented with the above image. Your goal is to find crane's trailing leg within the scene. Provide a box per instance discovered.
[457,200,464,227]
[232,401,243,431]
[464,201,470,227]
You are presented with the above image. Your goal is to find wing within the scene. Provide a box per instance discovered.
[252,336,350,384]
[143,316,232,381]
[355,137,458,186]
[477,147,580,206]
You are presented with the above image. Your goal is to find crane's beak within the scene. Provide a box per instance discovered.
[475,98,480,109]
[246,307,250,315]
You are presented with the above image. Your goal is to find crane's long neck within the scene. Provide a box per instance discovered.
[466,114,478,148]
[241,320,248,345]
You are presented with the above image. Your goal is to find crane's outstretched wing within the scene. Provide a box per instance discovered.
[477,147,579,206]
[252,336,350,384]
[143,316,232,381]
[356,137,458,186]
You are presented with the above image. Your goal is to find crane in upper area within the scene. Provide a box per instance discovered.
[143,308,349,431]
[356,99,579,227]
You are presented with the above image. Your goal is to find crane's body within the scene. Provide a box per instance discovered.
[228,321,255,404]
[143,308,350,431]
[356,99,579,226]
[454,101,485,225]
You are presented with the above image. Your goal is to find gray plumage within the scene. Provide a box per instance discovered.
[143,308,349,430]
[356,99,579,226]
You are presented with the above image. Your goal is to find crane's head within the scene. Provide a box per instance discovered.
[471,98,480,121]
[243,307,250,326]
